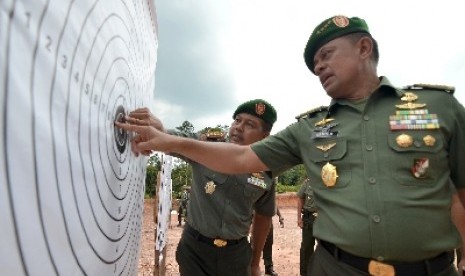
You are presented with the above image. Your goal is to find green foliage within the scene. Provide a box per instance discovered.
[199,124,229,134]
[276,183,299,193]
[145,165,158,198]
[278,164,307,186]
[144,154,161,198]
[171,160,192,199]
[176,121,195,134]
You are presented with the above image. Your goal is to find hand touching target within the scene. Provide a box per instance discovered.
[0,0,157,275]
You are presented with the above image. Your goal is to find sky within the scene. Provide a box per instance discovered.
[152,1,465,133]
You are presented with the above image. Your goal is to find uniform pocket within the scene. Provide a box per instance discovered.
[308,138,351,188]
[387,132,445,186]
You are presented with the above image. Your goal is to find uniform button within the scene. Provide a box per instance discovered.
[363,115,370,121]
[368,177,376,184]
[366,145,373,151]
[414,140,422,147]
[372,215,381,223]
[324,152,329,158]
[377,256,384,262]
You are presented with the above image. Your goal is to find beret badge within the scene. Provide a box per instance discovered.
[333,15,349,28]
[255,103,266,115]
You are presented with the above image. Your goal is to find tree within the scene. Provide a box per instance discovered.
[176,120,195,134]
[144,154,162,198]
[278,164,307,186]
[171,161,192,198]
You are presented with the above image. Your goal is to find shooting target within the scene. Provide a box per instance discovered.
[0,0,157,275]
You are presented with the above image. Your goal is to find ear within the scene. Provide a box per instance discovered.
[358,36,373,60]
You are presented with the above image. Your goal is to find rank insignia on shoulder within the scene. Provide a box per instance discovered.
[295,106,328,120]
[403,83,455,94]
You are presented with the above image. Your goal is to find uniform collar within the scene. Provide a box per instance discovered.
[327,76,401,110]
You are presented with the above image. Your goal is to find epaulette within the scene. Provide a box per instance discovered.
[295,106,328,120]
[403,83,455,94]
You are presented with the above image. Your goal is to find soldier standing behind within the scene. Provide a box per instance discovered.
[297,178,317,276]
[262,204,284,276]
[177,186,190,227]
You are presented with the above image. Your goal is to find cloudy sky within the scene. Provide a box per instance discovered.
[152,1,465,133]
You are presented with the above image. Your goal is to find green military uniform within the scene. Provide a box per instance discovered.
[171,130,276,276]
[252,77,465,275]
[297,179,317,276]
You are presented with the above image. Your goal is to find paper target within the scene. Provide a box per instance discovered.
[0,0,157,275]
[155,155,173,259]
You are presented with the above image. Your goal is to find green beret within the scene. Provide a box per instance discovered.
[232,99,277,127]
[304,15,370,74]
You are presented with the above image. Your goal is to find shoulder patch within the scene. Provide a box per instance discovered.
[403,83,455,94]
[295,106,328,120]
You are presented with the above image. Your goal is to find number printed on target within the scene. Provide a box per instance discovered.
[0,1,158,275]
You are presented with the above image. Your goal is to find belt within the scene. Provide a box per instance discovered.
[320,240,453,276]
[302,210,317,216]
[185,224,245,248]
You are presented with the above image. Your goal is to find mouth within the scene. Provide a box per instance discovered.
[229,134,242,143]
[320,74,332,87]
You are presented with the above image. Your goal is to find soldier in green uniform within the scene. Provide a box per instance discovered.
[261,205,283,276]
[296,178,317,276]
[116,15,465,276]
[177,186,190,227]
[120,100,277,276]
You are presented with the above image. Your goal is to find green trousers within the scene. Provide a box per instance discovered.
[176,228,251,276]
[300,213,316,276]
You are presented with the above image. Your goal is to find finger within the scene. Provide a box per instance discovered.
[139,149,153,156]
[136,140,159,153]
[129,107,150,119]
[142,150,153,156]
[125,116,148,125]
[130,140,144,157]
[115,121,145,133]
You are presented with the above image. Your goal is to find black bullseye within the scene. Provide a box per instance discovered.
[114,105,127,154]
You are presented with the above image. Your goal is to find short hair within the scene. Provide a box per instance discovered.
[346,32,379,65]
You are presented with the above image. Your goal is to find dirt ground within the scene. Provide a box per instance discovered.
[138,193,302,276]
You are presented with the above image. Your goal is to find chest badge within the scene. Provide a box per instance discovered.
[204,181,216,194]
[389,92,439,130]
[412,158,429,178]
[396,134,413,148]
[315,118,335,127]
[316,142,336,152]
[423,135,436,146]
[321,162,338,187]
[248,172,267,189]
[312,123,339,139]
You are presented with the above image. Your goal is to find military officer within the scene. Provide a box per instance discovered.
[116,15,465,276]
[296,178,317,276]
[120,100,277,276]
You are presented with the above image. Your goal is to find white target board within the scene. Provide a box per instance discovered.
[0,0,157,275]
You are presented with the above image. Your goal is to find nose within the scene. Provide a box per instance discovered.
[314,60,324,76]
[234,121,244,132]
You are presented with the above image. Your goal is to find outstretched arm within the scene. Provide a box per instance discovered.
[115,121,268,174]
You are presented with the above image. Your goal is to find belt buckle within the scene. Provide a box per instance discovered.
[213,238,227,247]
[368,260,395,276]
